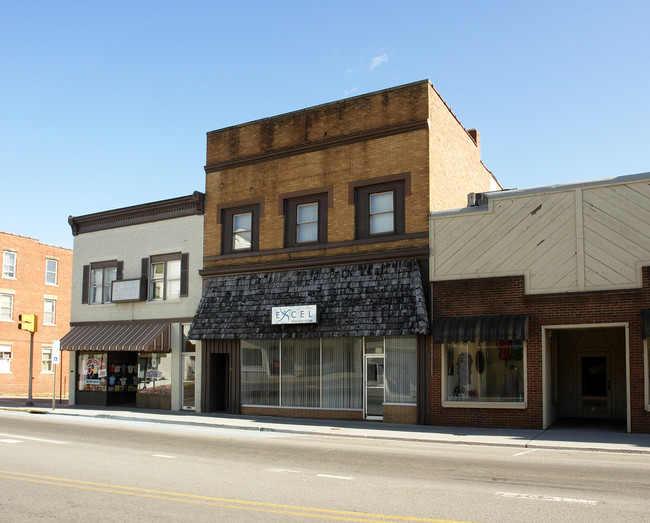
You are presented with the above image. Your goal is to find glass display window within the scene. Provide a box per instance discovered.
[443,341,525,404]
[78,353,108,391]
[137,353,171,396]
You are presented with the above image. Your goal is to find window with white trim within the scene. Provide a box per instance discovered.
[90,263,117,304]
[2,251,16,279]
[43,299,56,325]
[0,345,11,373]
[149,255,181,300]
[41,346,53,373]
[45,259,58,285]
[0,293,13,321]
[442,341,525,404]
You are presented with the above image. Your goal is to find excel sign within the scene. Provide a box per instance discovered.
[272,305,318,325]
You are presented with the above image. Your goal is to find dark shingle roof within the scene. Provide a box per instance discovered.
[189,259,429,339]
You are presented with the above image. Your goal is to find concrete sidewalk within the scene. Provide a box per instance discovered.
[2,397,650,455]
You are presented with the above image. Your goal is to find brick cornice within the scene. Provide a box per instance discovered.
[204,119,429,173]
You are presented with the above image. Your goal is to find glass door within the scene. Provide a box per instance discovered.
[364,355,384,419]
[182,353,196,410]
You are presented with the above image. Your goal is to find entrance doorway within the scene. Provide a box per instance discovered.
[210,353,229,412]
[580,354,611,418]
[543,325,627,431]
[364,355,384,420]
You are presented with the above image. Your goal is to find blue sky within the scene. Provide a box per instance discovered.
[2,1,649,249]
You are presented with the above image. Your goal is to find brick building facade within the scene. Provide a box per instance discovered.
[0,232,72,400]
[190,80,499,422]
[429,173,650,433]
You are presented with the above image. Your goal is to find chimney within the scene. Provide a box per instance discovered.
[467,128,480,150]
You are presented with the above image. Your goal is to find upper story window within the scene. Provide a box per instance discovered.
[233,212,252,251]
[354,180,406,240]
[2,251,16,279]
[369,191,394,234]
[43,299,56,325]
[82,261,121,304]
[145,253,189,301]
[45,259,58,285]
[150,255,180,300]
[220,203,261,255]
[283,192,328,248]
[0,293,13,321]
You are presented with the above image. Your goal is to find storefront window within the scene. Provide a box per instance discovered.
[281,338,320,407]
[182,324,196,410]
[322,337,363,409]
[241,336,411,409]
[137,353,171,396]
[444,341,525,403]
[241,339,280,406]
[385,336,417,404]
[78,353,108,391]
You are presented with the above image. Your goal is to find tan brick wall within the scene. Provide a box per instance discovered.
[428,84,500,211]
[203,81,497,271]
[0,233,72,398]
[241,406,364,421]
[383,403,418,424]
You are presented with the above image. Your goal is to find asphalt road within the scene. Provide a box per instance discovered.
[1,410,649,522]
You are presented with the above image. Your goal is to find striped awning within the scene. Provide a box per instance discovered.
[433,315,528,344]
[643,310,650,339]
[60,322,171,352]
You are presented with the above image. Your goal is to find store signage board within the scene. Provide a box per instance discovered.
[111,279,141,302]
[272,305,318,325]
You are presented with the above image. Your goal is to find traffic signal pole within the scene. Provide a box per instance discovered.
[26,331,34,407]
[18,314,38,407]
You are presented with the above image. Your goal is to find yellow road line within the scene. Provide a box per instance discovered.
[0,469,472,523]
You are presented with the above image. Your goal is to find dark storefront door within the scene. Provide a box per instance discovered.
[580,355,611,418]
[210,353,229,412]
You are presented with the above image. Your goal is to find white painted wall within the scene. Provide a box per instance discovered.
[430,173,650,295]
[70,214,204,322]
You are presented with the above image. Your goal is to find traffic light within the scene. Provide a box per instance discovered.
[18,314,38,333]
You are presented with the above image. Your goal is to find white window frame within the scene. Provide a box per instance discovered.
[0,293,14,321]
[441,341,527,409]
[43,298,56,325]
[90,264,117,304]
[0,344,12,373]
[232,211,253,251]
[41,346,53,373]
[2,251,16,279]
[369,190,395,235]
[149,256,181,301]
[45,259,58,286]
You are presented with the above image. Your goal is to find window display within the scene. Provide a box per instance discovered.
[444,341,525,403]
[137,353,171,396]
[78,353,108,391]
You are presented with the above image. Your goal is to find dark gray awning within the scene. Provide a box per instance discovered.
[60,322,171,352]
[433,315,528,343]
[189,259,429,339]
[643,310,650,339]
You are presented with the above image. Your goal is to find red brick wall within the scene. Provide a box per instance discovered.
[430,267,650,433]
[0,233,72,398]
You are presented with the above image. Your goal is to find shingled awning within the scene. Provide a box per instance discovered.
[433,315,528,344]
[60,321,171,352]
[189,259,429,339]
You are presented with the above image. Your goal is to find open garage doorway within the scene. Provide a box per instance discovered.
[543,324,629,432]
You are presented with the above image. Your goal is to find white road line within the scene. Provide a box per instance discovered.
[512,449,537,456]
[316,474,354,480]
[0,432,68,445]
[269,468,302,474]
[497,492,599,505]
[0,439,23,444]
[152,454,177,459]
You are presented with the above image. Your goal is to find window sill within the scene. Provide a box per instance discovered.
[1,276,16,280]
[0,319,14,323]
[45,282,58,287]
[442,400,527,409]
[42,323,56,327]
[41,371,54,375]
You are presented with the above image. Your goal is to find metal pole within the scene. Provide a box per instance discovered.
[52,362,56,410]
[26,332,34,407]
